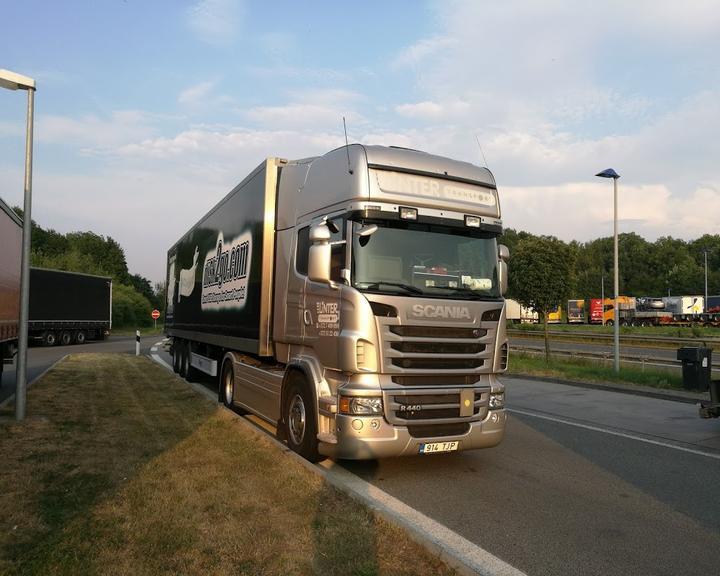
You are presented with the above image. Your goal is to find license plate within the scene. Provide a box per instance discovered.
[419,441,459,454]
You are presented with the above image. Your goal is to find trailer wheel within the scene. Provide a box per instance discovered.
[172,342,181,373]
[283,373,322,462]
[75,330,86,345]
[42,331,57,347]
[59,331,73,346]
[178,341,188,378]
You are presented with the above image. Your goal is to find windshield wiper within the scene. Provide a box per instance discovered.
[362,281,424,295]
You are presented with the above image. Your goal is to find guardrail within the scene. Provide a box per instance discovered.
[508,329,720,348]
[510,344,720,374]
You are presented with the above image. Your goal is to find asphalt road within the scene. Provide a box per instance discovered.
[149,343,720,576]
[0,335,161,404]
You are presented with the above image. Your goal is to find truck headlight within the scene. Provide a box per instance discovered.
[489,392,505,410]
[339,396,383,415]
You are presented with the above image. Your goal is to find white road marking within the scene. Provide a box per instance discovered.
[150,354,173,372]
[509,408,720,461]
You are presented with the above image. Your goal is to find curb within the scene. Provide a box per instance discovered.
[0,354,69,410]
[159,357,525,576]
[504,373,706,404]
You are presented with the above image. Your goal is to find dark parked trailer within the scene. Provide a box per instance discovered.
[29,267,112,346]
[0,198,22,378]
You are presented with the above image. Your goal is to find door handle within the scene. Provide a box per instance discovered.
[303,309,312,325]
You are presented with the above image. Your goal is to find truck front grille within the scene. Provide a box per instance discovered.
[385,388,489,425]
[391,358,483,370]
[381,320,495,374]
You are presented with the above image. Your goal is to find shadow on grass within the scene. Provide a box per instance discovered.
[0,354,216,575]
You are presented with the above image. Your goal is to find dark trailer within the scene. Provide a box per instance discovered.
[29,267,112,346]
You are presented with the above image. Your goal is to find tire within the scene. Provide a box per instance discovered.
[60,331,73,346]
[180,341,199,382]
[43,331,57,347]
[172,341,181,373]
[75,330,86,345]
[178,341,188,378]
[283,373,322,462]
[606,319,614,327]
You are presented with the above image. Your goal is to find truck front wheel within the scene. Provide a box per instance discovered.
[283,373,321,462]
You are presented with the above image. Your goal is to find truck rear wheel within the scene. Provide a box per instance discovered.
[42,331,57,347]
[283,373,321,462]
[60,331,73,346]
[75,330,86,345]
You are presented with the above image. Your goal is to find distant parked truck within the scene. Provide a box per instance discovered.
[662,296,703,317]
[707,295,720,314]
[546,305,562,324]
[0,198,21,379]
[505,298,539,324]
[28,267,112,346]
[567,299,585,323]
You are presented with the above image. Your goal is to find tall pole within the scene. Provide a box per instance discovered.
[601,275,604,323]
[15,86,35,420]
[704,250,708,312]
[613,177,619,373]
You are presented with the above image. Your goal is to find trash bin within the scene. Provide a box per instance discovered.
[677,347,712,391]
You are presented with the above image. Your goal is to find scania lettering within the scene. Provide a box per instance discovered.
[165,145,510,461]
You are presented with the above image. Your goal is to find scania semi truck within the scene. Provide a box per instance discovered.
[165,144,509,461]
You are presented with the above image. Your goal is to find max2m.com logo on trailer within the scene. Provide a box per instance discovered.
[201,231,252,310]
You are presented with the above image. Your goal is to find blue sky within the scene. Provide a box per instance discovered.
[2,0,719,282]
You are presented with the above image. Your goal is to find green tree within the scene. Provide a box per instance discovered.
[510,236,575,361]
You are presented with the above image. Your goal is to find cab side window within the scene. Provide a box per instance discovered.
[329,218,345,282]
[296,226,310,275]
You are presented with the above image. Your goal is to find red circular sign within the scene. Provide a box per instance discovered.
[151,309,161,320]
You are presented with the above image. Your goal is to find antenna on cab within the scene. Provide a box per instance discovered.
[475,135,489,168]
[343,116,353,174]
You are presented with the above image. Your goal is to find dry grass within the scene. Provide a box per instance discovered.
[0,354,455,576]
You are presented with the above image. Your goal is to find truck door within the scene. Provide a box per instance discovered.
[301,216,344,370]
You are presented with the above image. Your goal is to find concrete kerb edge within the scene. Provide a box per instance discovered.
[504,373,705,404]
[0,354,69,410]
[168,364,525,576]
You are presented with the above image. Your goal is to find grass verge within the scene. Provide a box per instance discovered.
[0,354,455,576]
[508,351,684,390]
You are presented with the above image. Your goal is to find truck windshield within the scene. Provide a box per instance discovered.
[351,220,500,300]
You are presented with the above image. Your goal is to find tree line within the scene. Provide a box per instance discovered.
[501,229,720,301]
[13,208,162,328]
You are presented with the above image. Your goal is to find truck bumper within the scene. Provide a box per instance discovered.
[319,409,506,460]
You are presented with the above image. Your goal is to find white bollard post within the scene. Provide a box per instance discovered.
[136,330,140,356]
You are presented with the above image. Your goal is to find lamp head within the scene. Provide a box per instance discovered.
[595,168,620,179]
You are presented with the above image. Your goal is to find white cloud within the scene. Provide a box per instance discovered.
[38,111,158,149]
[178,81,216,105]
[395,99,470,121]
[186,0,244,45]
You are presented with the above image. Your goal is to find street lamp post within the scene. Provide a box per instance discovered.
[704,250,709,312]
[0,69,36,421]
[596,168,620,373]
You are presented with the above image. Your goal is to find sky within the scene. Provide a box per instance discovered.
[1,0,719,283]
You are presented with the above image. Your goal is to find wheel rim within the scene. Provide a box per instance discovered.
[77,332,85,344]
[288,394,306,445]
[224,368,233,404]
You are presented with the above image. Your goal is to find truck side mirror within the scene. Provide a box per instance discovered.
[308,223,331,283]
[498,244,509,296]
